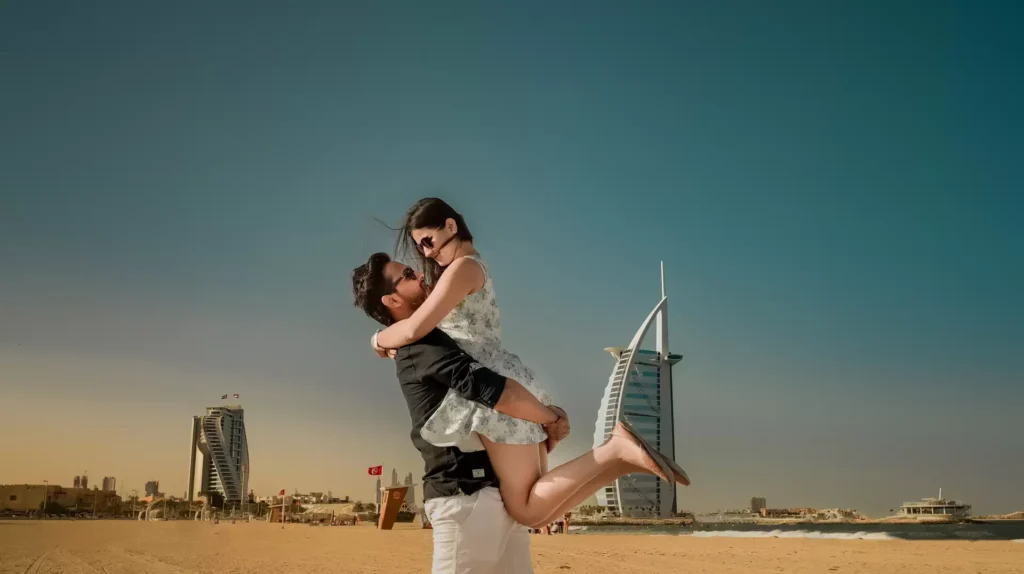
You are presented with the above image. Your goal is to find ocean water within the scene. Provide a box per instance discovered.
[570,522,1024,541]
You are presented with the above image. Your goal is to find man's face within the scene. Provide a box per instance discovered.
[382,261,427,317]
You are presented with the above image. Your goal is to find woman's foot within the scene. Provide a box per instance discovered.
[662,456,691,486]
[608,421,691,486]
[606,421,672,482]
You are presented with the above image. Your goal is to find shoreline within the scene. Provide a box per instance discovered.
[573,517,1002,527]
[569,519,1024,541]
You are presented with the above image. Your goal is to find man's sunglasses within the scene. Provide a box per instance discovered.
[392,266,418,290]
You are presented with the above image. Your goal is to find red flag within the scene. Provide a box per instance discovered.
[368,465,383,476]
[233,393,240,399]
[221,394,228,399]
[278,489,285,496]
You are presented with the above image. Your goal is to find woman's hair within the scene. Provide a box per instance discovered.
[395,198,473,285]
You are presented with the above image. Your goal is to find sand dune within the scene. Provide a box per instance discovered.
[1,520,1022,573]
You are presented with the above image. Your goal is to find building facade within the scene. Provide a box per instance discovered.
[592,263,682,518]
[2,484,51,513]
[404,472,415,508]
[187,406,250,503]
[102,477,116,492]
[145,480,161,498]
[751,497,767,514]
[1,484,121,514]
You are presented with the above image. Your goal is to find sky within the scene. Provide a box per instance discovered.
[1,1,1021,516]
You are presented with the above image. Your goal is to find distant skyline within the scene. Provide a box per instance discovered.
[2,1,1022,516]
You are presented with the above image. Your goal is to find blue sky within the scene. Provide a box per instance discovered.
[2,1,1021,515]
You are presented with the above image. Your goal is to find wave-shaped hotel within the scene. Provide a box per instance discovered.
[187,405,250,504]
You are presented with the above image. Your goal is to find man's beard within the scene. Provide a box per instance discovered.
[404,279,429,312]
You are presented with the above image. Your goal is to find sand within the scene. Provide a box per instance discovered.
[1,520,1021,573]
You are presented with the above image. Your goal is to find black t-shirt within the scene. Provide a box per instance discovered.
[393,328,507,501]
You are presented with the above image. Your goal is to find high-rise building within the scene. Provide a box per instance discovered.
[404,472,415,507]
[751,497,767,514]
[102,477,116,492]
[73,476,81,489]
[592,263,682,518]
[391,468,399,488]
[187,405,250,503]
[145,481,161,498]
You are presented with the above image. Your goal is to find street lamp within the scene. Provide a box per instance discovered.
[132,489,139,519]
[41,480,49,519]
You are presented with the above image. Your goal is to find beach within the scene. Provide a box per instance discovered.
[1,520,1022,573]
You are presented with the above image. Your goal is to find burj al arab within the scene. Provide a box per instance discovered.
[591,263,683,518]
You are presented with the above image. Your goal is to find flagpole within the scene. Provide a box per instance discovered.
[367,465,383,515]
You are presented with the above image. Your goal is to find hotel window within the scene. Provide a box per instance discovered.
[9,495,16,501]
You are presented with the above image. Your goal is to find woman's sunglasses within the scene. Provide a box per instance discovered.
[416,233,456,254]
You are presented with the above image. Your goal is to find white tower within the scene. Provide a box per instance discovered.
[187,406,250,503]
[592,263,681,518]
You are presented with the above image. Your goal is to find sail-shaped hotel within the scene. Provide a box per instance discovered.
[591,263,682,518]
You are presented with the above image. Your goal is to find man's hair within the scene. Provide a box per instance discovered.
[352,252,395,326]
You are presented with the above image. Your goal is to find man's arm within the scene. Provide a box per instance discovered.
[416,339,560,425]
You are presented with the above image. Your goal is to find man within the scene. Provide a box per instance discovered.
[352,252,568,573]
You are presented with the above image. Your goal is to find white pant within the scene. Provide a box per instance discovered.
[424,487,533,574]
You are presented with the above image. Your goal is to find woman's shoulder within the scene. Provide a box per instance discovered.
[458,253,489,274]
[450,254,490,284]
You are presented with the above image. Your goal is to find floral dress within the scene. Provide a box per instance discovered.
[420,254,553,452]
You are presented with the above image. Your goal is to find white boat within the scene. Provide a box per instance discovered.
[897,489,971,522]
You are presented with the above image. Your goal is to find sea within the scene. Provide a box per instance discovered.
[571,521,1024,541]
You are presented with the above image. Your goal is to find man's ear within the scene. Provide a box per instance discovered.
[381,294,401,310]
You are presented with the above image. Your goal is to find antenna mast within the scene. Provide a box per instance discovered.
[660,261,666,299]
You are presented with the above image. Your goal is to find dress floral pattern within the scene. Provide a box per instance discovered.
[420,254,553,452]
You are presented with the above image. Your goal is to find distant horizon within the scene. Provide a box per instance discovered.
[3,386,1020,518]
[5,466,1019,519]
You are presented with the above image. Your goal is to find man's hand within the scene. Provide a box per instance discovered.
[544,406,570,452]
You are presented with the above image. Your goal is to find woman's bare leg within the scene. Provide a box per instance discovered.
[529,440,627,526]
[482,423,662,529]
[531,465,624,527]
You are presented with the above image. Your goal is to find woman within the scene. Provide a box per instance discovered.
[372,198,689,527]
